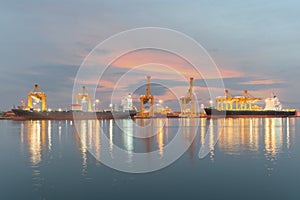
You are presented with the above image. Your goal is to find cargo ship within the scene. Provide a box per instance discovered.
[11,109,137,120]
[11,84,137,120]
[204,90,296,118]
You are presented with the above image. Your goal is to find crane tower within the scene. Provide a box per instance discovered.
[76,86,92,112]
[28,84,47,111]
[139,76,154,117]
[180,77,196,116]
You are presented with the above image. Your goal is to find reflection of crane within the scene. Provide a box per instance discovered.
[180,77,196,116]
[28,84,47,111]
[76,86,92,112]
[139,76,154,117]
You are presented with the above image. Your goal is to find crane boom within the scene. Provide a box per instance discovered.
[189,77,193,100]
[146,76,151,97]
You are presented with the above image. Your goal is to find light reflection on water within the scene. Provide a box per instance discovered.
[217,118,296,156]
[20,118,296,168]
[0,116,295,200]
[17,117,297,195]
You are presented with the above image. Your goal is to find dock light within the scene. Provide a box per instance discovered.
[95,99,100,111]
[209,100,213,107]
[159,100,163,104]
[48,108,52,112]
[37,108,41,112]
[58,108,62,112]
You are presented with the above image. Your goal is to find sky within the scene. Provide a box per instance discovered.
[1,0,300,111]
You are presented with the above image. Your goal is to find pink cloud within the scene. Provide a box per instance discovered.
[84,49,245,80]
[242,79,284,85]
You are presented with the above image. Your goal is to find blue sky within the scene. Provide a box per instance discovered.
[1,0,300,110]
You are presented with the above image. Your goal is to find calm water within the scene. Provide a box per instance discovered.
[0,118,299,200]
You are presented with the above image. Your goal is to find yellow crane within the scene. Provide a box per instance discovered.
[242,90,262,110]
[217,89,262,111]
[224,89,235,110]
[76,86,92,112]
[216,90,234,110]
[139,76,154,117]
[27,84,47,111]
[180,77,196,116]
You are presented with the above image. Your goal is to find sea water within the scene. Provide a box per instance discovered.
[0,118,299,200]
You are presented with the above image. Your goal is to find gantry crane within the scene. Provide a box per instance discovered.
[139,76,154,117]
[76,86,92,112]
[216,89,233,110]
[180,77,196,116]
[225,89,234,110]
[241,90,262,110]
[216,89,262,110]
[28,84,47,111]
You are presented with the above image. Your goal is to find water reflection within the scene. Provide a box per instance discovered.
[47,121,52,151]
[264,118,283,158]
[216,118,296,158]
[157,119,164,156]
[109,120,113,156]
[20,120,56,192]
[26,121,45,165]
[20,117,296,175]
[76,120,102,174]
[79,120,88,174]
[121,119,134,163]
[218,118,261,155]
[182,118,197,160]
[135,118,169,153]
